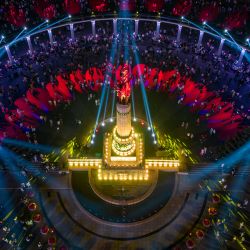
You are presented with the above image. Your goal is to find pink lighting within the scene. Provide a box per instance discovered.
[88,0,108,12]
[6,4,26,27]
[199,4,219,22]
[172,0,192,17]
[63,0,81,15]
[34,0,56,20]
[145,0,164,13]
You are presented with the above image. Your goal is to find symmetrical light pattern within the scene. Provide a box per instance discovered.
[68,159,101,170]
[97,169,149,181]
[104,130,144,167]
[145,159,180,170]
[68,63,180,186]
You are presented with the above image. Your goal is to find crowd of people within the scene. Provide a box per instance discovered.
[0,19,249,138]
[0,15,249,249]
[0,19,249,172]
[0,0,249,41]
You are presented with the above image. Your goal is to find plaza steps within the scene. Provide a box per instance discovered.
[39,191,92,249]
[187,163,221,176]
[188,163,250,177]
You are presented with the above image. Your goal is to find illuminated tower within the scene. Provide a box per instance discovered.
[112,64,136,156]
[68,63,180,203]
[116,63,131,137]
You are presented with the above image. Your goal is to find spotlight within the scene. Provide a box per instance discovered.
[153,140,157,144]
[147,126,151,131]
[181,16,184,20]
[110,118,113,122]
[1,35,4,39]
[152,133,155,137]
[68,14,72,18]
[133,117,137,122]
[24,26,27,30]
[203,21,207,25]
[101,122,105,127]
[91,140,94,144]
[224,29,228,33]
[46,19,49,23]
[246,38,249,42]
[92,134,96,138]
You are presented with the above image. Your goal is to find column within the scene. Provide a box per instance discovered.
[26,36,33,52]
[156,21,161,37]
[47,29,53,45]
[91,20,96,36]
[113,19,117,36]
[197,30,204,48]
[70,23,75,40]
[177,25,182,43]
[135,19,139,36]
[5,46,13,63]
[217,38,225,56]
[237,49,246,65]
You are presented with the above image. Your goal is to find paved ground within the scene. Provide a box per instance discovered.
[1,165,249,249]
[38,172,208,249]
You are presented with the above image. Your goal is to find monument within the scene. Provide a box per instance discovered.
[68,63,180,204]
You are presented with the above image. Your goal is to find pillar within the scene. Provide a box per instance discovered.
[177,25,182,43]
[113,19,117,36]
[237,49,246,65]
[70,23,74,40]
[47,29,53,45]
[91,20,96,36]
[26,36,33,52]
[135,19,139,36]
[197,30,204,48]
[5,46,13,63]
[116,103,131,137]
[217,38,225,56]
[156,21,161,37]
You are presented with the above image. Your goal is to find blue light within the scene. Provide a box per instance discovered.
[131,86,136,121]
[110,90,116,121]
[2,138,58,154]
[102,85,110,122]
